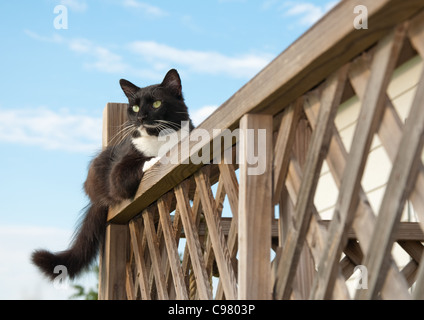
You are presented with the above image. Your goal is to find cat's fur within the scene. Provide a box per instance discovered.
[31,69,193,280]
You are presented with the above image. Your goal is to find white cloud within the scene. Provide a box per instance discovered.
[285,3,324,25]
[68,38,129,74]
[122,0,168,17]
[276,1,340,26]
[60,0,87,12]
[191,105,219,126]
[0,107,102,153]
[25,31,130,75]
[24,29,64,44]
[129,41,273,78]
[25,30,273,80]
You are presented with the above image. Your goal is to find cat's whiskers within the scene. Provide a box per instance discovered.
[154,119,181,132]
[154,124,174,135]
[109,123,133,144]
[109,122,136,151]
[111,120,131,130]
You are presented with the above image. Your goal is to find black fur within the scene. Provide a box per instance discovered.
[31,69,193,280]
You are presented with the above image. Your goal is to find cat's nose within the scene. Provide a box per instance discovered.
[137,114,147,122]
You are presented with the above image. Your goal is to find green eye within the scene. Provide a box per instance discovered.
[152,101,162,109]
[132,105,140,113]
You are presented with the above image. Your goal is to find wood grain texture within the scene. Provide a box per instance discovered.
[341,50,411,299]
[274,65,349,300]
[273,99,303,204]
[310,25,407,300]
[107,0,424,224]
[98,224,129,300]
[357,58,424,300]
[99,1,424,301]
[128,219,151,300]
[175,180,213,300]
[195,168,238,300]
[157,195,189,300]
[238,114,273,300]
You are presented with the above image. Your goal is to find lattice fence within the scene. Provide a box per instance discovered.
[99,2,424,300]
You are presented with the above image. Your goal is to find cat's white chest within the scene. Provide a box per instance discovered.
[131,128,181,171]
[132,130,163,158]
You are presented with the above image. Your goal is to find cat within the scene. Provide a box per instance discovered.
[31,69,194,280]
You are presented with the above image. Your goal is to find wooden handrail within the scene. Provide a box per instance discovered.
[99,0,424,301]
[106,0,424,224]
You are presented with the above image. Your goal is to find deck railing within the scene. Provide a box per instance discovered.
[98,0,424,300]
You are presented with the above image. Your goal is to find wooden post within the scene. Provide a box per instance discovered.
[98,224,129,300]
[98,103,130,300]
[238,114,273,300]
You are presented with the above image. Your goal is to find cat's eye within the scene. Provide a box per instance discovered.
[132,105,140,113]
[152,101,162,109]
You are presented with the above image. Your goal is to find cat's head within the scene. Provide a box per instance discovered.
[119,69,193,137]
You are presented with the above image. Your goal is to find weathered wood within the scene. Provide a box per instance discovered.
[238,114,273,300]
[407,8,424,224]
[414,260,424,299]
[273,99,303,204]
[310,25,406,300]
[398,241,424,264]
[157,194,189,300]
[102,102,128,149]
[99,2,424,301]
[217,162,239,219]
[98,224,129,300]
[195,168,238,300]
[177,218,424,242]
[128,219,151,300]
[341,49,411,300]
[274,65,349,300]
[281,151,350,300]
[350,43,424,225]
[125,262,136,300]
[175,180,213,299]
[213,164,240,300]
[281,111,316,300]
[356,60,424,300]
[107,0,424,224]
[180,188,202,295]
[143,208,169,300]
[98,103,130,300]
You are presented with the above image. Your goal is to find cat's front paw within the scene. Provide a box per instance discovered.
[143,157,160,172]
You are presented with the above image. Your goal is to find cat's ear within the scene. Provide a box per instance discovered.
[161,69,182,98]
[120,79,139,99]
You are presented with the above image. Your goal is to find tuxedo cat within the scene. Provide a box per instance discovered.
[32,69,194,280]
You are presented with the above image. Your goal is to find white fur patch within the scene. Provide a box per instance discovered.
[132,127,182,172]
[142,157,160,172]
[131,128,164,158]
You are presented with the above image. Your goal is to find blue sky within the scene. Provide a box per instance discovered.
[0,0,338,299]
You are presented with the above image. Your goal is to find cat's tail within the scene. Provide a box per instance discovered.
[31,204,108,281]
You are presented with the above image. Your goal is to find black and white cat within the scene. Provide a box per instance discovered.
[32,69,194,280]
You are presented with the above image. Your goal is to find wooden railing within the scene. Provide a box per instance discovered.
[98,0,424,300]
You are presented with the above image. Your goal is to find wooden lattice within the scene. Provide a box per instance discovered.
[99,1,424,300]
